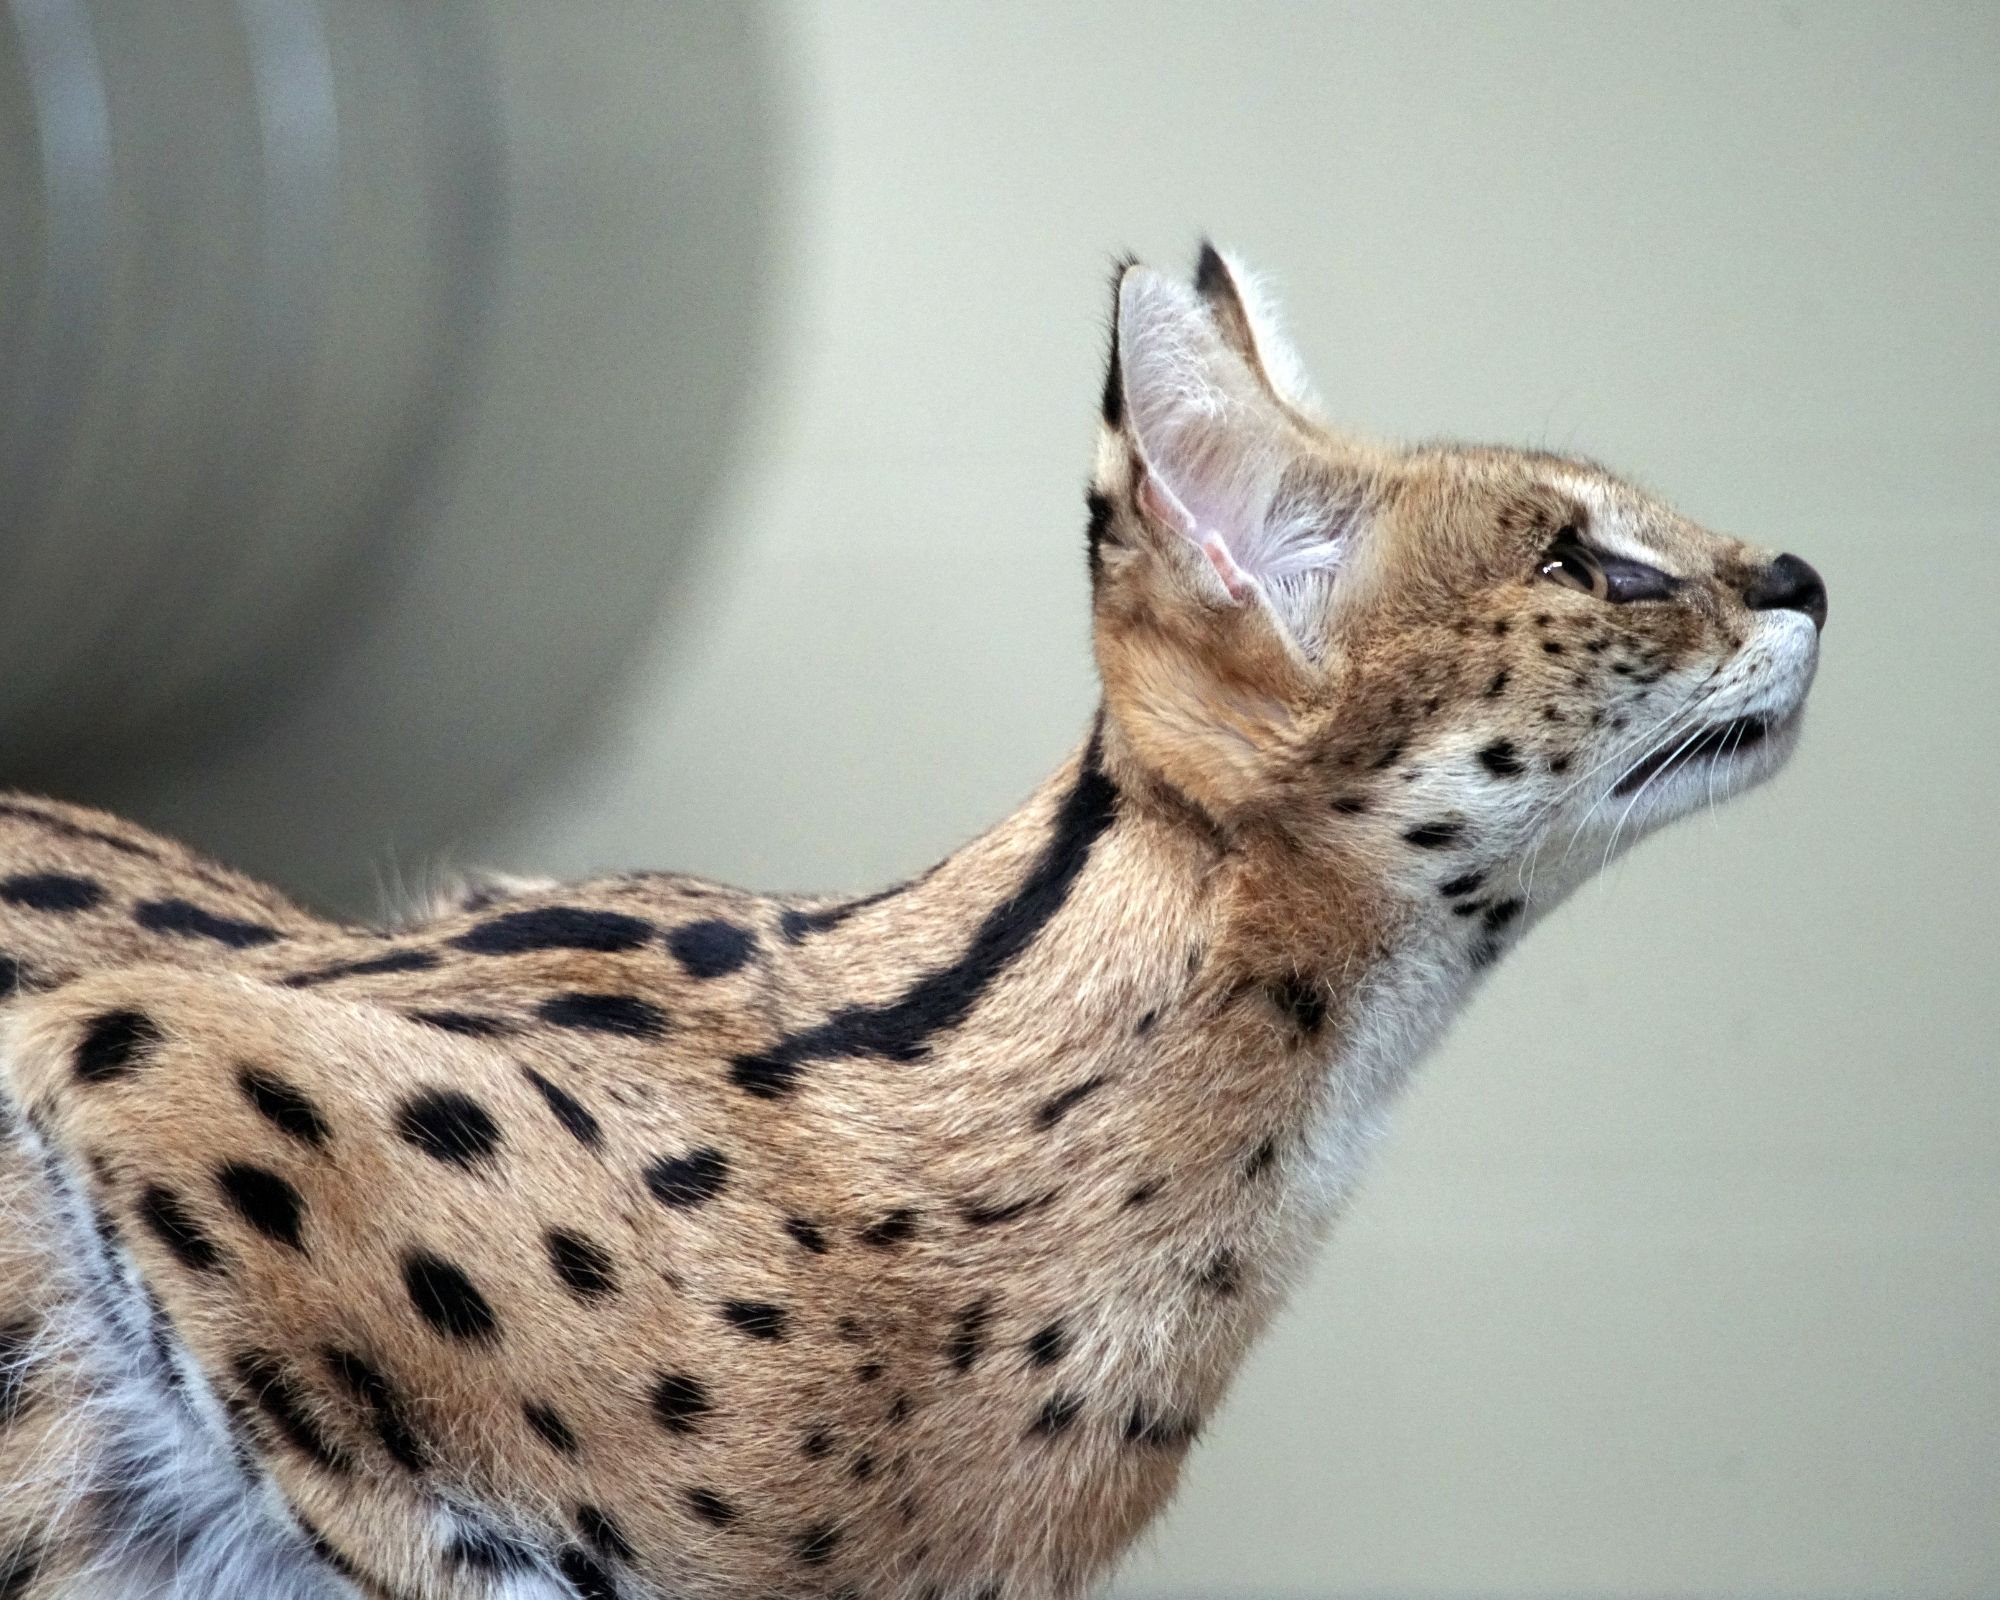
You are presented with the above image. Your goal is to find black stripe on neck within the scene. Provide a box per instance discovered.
[733,730,1118,1098]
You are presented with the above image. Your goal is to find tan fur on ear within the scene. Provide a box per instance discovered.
[1094,545,1316,819]
[1089,416,1321,820]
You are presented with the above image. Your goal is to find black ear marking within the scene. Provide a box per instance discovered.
[1100,253,1138,428]
[1085,489,1117,584]
[1193,238,1230,300]
[1192,239,1262,373]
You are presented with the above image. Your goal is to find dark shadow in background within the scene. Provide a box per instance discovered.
[0,0,783,913]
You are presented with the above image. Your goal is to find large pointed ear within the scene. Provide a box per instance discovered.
[1192,241,1320,420]
[1088,260,1367,816]
[1097,261,1361,632]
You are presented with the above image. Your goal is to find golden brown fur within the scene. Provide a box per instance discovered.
[0,249,1822,1599]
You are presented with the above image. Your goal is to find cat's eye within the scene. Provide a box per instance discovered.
[1537,528,1679,604]
[1537,530,1603,596]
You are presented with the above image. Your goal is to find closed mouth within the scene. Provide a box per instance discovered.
[1612,715,1770,797]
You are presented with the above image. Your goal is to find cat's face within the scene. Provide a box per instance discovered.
[1089,250,1822,906]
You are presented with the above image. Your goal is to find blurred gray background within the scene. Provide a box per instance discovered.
[3,2,1995,1595]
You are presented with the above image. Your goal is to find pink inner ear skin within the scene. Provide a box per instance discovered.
[1138,469,1254,603]
[1201,534,1254,600]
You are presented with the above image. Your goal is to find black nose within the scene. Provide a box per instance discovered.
[1743,552,1827,631]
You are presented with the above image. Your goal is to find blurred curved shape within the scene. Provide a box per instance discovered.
[0,1,781,910]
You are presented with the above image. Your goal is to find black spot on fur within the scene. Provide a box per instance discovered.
[1330,793,1371,815]
[0,954,28,999]
[1268,972,1327,1034]
[1478,740,1525,777]
[577,1504,636,1562]
[1438,870,1486,899]
[729,730,1117,1097]
[728,1052,798,1098]
[283,949,438,987]
[1026,1322,1069,1367]
[1549,753,1573,774]
[324,1346,429,1472]
[796,1522,842,1565]
[1135,1006,1160,1035]
[857,1361,885,1383]
[1125,1403,1199,1448]
[1125,1178,1162,1208]
[0,872,103,913]
[802,1425,835,1458]
[1485,669,1510,699]
[861,1207,919,1247]
[721,1300,788,1340]
[74,1008,163,1082]
[134,898,282,947]
[232,1350,350,1474]
[668,919,756,979]
[451,906,654,955]
[445,1525,534,1575]
[1483,898,1525,931]
[216,1162,307,1252]
[1198,1248,1241,1296]
[395,1089,503,1168]
[686,1487,738,1527]
[406,1008,515,1038]
[651,1372,711,1433]
[645,1146,729,1209]
[557,1547,619,1600]
[1402,820,1464,850]
[1243,1137,1278,1179]
[547,1229,619,1300]
[1543,639,1565,655]
[960,1193,1049,1227]
[402,1251,499,1343]
[237,1068,331,1147]
[521,1067,603,1150]
[523,1400,578,1454]
[1036,1074,1107,1128]
[538,992,669,1039]
[1028,1392,1083,1437]
[946,1299,990,1372]
[1368,737,1408,771]
[786,1216,829,1254]
[136,1186,224,1272]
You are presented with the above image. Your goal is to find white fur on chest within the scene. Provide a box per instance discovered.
[1292,931,1472,1218]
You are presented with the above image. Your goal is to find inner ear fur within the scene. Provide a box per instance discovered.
[1085,256,1373,818]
